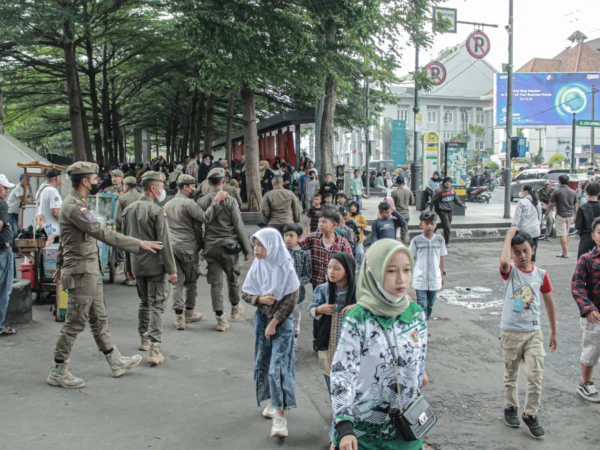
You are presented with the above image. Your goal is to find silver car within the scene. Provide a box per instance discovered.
[510,168,569,201]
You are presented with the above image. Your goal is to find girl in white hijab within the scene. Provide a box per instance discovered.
[242,228,300,439]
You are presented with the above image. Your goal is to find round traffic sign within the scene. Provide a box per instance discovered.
[424,61,446,86]
[466,30,491,59]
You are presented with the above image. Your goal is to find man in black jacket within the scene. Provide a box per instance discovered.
[430,177,466,245]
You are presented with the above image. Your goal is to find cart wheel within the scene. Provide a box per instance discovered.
[109,249,116,284]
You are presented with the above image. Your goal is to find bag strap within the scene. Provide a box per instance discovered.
[380,324,403,412]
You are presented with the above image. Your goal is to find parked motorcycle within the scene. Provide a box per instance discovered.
[466,185,492,203]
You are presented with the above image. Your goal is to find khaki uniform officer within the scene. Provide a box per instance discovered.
[48,162,163,390]
[261,175,301,234]
[116,176,142,286]
[197,168,251,332]
[122,171,176,366]
[164,174,229,330]
[197,177,243,207]
[103,169,125,196]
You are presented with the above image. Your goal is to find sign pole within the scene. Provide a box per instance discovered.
[503,0,514,219]
[592,85,596,163]
[571,113,577,174]
[411,44,421,193]
[365,75,370,197]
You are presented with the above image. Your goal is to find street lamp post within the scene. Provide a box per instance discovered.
[503,0,514,219]
[571,113,577,174]
[410,44,421,192]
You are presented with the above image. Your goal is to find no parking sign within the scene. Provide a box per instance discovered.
[424,61,446,86]
[466,30,491,59]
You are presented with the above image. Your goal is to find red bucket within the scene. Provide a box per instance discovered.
[18,261,36,289]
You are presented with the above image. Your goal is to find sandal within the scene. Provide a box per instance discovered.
[0,327,17,336]
[556,254,569,258]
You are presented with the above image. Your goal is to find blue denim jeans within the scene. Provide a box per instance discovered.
[8,213,19,248]
[416,289,437,321]
[254,310,296,410]
[0,249,15,332]
[352,195,362,211]
[354,243,364,274]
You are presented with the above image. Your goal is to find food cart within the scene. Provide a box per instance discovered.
[88,193,120,283]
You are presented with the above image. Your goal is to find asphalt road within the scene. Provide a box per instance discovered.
[3,232,599,450]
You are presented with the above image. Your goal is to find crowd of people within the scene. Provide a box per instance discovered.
[1,156,600,449]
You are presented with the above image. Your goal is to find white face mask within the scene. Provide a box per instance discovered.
[519,191,525,198]
[154,187,166,202]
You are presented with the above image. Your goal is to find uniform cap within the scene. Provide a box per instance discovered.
[207,167,225,180]
[45,168,62,179]
[141,171,166,182]
[542,180,550,185]
[111,169,124,178]
[0,174,15,189]
[123,176,137,185]
[177,174,197,185]
[67,162,98,176]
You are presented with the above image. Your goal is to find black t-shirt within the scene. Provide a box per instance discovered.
[282,171,293,189]
[0,199,13,244]
[320,182,338,196]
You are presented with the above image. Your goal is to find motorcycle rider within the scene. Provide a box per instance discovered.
[483,166,492,185]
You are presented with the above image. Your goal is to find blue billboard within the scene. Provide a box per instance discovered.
[495,72,600,126]
[391,120,407,167]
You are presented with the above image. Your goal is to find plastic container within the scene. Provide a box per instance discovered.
[18,261,36,289]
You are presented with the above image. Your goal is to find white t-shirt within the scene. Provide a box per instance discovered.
[409,234,448,291]
[7,183,24,214]
[36,183,62,236]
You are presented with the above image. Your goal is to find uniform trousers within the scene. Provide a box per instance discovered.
[54,273,112,362]
[136,274,168,343]
[203,246,241,313]
[172,248,200,312]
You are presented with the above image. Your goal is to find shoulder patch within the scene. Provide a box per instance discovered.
[84,211,96,222]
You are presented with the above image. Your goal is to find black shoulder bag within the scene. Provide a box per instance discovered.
[381,325,437,442]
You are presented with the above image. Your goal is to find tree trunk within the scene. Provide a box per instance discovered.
[101,43,113,166]
[226,91,234,168]
[203,94,216,155]
[193,92,205,155]
[63,19,87,162]
[165,119,172,162]
[180,104,190,160]
[77,72,94,162]
[111,75,123,163]
[0,85,5,135]
[241,86,261,211]
[319,75,337,181]
[187,92,198,156]
[86,42,103,165]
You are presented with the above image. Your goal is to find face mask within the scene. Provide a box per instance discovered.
[310,176,315,180]
[89,182,101,196]
[519,191,525,198]
[157,189,167,202]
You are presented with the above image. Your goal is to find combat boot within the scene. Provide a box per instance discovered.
[216,315,230,332]
[139,334,150,351]
[231,303,245,320]
[175,314,186,330]
[47,361,85,389]
[185,309,204,323]
[105,347,142,377]
[147,343,165,366]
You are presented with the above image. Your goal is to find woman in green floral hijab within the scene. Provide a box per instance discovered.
[330,239,429,450]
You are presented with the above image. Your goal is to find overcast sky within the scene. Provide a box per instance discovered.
[400,0,600,75]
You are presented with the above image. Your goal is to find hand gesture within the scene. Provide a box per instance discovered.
[140,241,163,253]
[549,333,558,352]
[167,273,178,284]
[586,310,600,324]
[342,304,356,316]
[507,227,519,238]
[265,323,277,339]
[339,435,358,450]
[245,254,250,261]
[259,295,276,306]
[215,191,229,203]
[318,304,336,316]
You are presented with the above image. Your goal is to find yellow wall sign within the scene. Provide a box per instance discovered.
[423,132,440,182]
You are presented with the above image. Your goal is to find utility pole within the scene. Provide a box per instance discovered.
[571,113,577,174]
[591,85,596,163]
[503,0,514,219]
[365,76,371,196]
[411,44,421,193]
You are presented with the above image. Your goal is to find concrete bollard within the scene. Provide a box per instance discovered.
[6,280,33,325]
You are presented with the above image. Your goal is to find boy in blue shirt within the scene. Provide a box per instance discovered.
[370,202,406,243]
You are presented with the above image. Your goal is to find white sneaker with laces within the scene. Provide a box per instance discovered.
[270,416,288,438]
[577,381,600,402]
[262,401,277,419]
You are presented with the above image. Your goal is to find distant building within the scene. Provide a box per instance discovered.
[492,31,600,166]
[333,41,496,169]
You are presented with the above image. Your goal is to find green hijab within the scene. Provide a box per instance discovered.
[357,239,414,320]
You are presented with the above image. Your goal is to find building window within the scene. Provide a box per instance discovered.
[397,107,409,121]
[444,132,453,140]
[427,110,437,124]
[444,111,453,124]
[461,110,469,124]
[476,110,485,125]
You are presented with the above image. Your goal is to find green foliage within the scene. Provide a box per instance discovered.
[487,161,499,172]
[549,153,565,166]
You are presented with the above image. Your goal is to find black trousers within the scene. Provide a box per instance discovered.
[578,233,596,259]
[437,210,452,244]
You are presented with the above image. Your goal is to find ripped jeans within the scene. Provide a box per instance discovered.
[254,310,297,410]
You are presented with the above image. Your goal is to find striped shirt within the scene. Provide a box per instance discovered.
[512,195,542,238]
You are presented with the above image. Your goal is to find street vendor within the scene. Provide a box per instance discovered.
[35,168,62,239]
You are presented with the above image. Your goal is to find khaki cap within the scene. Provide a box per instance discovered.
[123,176,137,185]
[177,174,197,185]
[67,162,99,175]
[207,167,225,180]
[141,171,166,182]
[111,169,124,178]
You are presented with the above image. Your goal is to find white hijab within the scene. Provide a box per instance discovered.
[242,228,300,301]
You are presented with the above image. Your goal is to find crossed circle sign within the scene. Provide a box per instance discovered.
[425,61,447,86]
[466,30,491,59]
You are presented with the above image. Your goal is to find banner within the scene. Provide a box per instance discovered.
[444,142,468,186]
[495,72,600,126]
[423,132,440,181]
[391,120,407,167]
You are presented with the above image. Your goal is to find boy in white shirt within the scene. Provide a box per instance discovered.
[409,211,446,320]
[35,168,63,238]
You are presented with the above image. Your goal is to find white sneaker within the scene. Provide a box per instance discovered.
[270,416,288,438]
[262,401,277,419]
